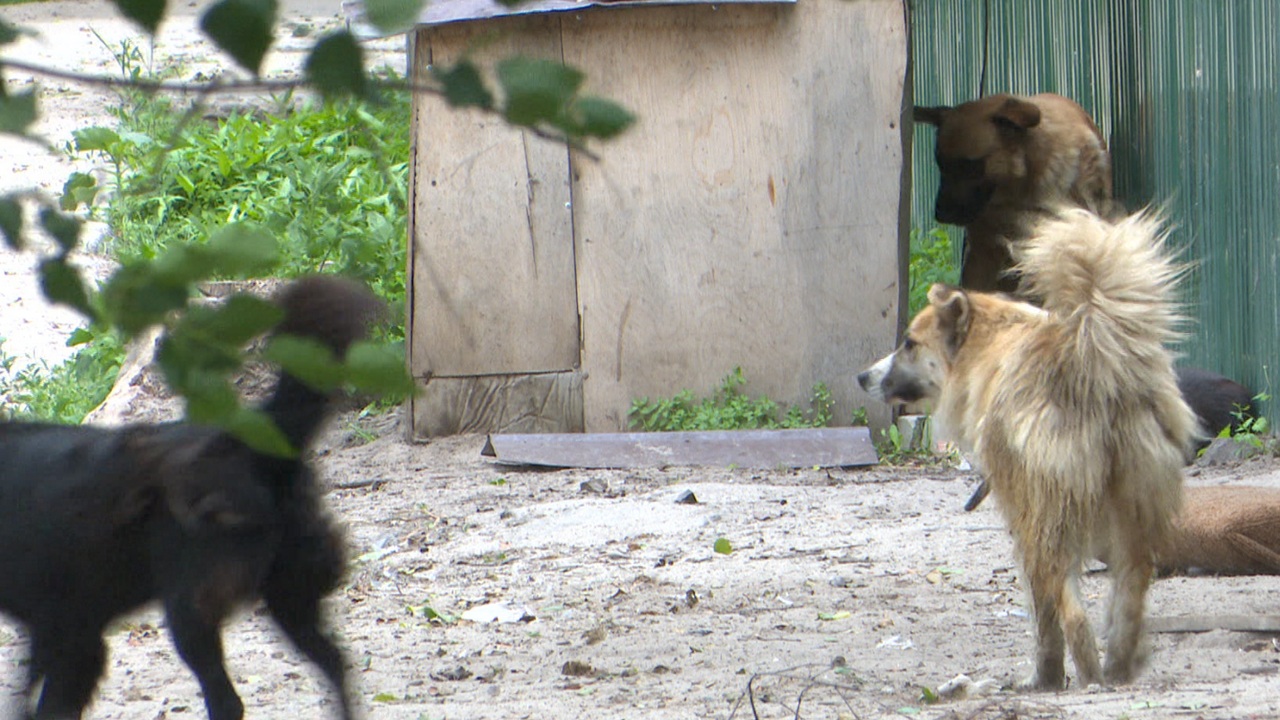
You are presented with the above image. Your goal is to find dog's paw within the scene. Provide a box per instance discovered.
[1013,671,1066,692]
[1102,660,1138,686]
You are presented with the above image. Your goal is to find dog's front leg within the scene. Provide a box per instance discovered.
[30,629,107,720]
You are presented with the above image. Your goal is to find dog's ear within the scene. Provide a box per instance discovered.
[913,105,950,126]
[927,284,971,358]
[993,97,1041,132]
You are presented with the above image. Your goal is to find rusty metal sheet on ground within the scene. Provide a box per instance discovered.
[481,427,878,469]
[1149,615,1280,634]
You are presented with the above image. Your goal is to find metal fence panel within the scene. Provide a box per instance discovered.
[910,0,1279,417]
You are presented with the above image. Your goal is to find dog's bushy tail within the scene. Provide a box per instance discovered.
[262,275,384,452]
[1015,208,1187,389]
[1014,208,1196,543]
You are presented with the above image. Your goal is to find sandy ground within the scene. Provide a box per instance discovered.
[2,3,1280,720]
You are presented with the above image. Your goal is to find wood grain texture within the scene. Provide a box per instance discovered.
[408,0,910,435]
[564,0,910,429]
[409,19,580,378]
[414,372,584,436]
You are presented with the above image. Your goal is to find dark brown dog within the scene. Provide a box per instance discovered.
[915,93,1117,293]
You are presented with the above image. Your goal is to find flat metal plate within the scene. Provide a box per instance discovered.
[1149,615,1280,634]
[481,427,878,469]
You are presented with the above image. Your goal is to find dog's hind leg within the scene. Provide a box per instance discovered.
[261,556,353,717]
[1019,553,1102,690]
[263,577,353,719]
[1060,573,1103,687]
[164,598,244,720]
[30,628,106,720]
[1102,520,1156,684]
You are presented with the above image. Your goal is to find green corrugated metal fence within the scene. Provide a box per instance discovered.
[911,0,1280,419]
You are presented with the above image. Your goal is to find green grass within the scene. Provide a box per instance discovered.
[629,367,833,432]
[0,328,124,423]
[908,226,959,317]
[84,87,410,324]
[5,42,412,425]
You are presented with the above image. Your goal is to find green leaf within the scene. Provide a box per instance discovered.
[61,172,100,211]
[149,225,277,285]
[67,327,96,347]
[0,196,22,250]
[496,57,583,128]
[372,693,398,703]
[713,538,733,555]
[39,209,82,252]
[0,19,21,45]
[111,0,168,34]
[0,89,38,135]
[263,335,344,393]
[344,340,415,398]
[305,31,367,99]
[99,265,190,336]
[203,223,280,276]
[200,0,277,75]
[362,0,427,34]
[566,96,635,140]
[178,376,239,420]
[39,257,97,320]
[73,126,122,152]
[225,406,296,457]
[188,294,284,347]
[433,60,494,110]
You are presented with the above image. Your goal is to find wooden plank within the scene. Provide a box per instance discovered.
[414,372,584,438]
[346,0,795,37]
[481,426,877,469]
[561,0,910,430]
[1149,615,1280,634]
[409,19,580,379]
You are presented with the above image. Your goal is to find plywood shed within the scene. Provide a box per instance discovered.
[402,0,911,437]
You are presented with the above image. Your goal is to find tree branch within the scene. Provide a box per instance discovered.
[0,58,600,160]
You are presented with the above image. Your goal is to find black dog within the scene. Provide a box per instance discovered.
[962,366,1256,511]
[1176,367,1256,452]
[0,275,380,719]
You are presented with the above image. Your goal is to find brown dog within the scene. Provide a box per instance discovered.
[915,93,1117,293]
[858,209,1194,689]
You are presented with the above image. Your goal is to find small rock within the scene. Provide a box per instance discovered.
[1196,437,1261,466]
[580,478,608,495]
[460,602,532,624]
[561,660,595,677]
[583,626,607,645]
[674,489,698,504]
[431,665,473,682]
[936,673,1000,699]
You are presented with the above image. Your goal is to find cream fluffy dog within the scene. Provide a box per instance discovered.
[859,209,1195,689]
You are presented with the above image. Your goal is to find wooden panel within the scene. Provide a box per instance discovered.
[349,0,794,37]
[562,0,910,430]
[408,19,580,379]
[413,372,584,436]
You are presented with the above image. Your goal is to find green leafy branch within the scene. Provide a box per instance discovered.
[0,0,635,452]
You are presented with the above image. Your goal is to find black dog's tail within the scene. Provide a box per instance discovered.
[261,275,384,453]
